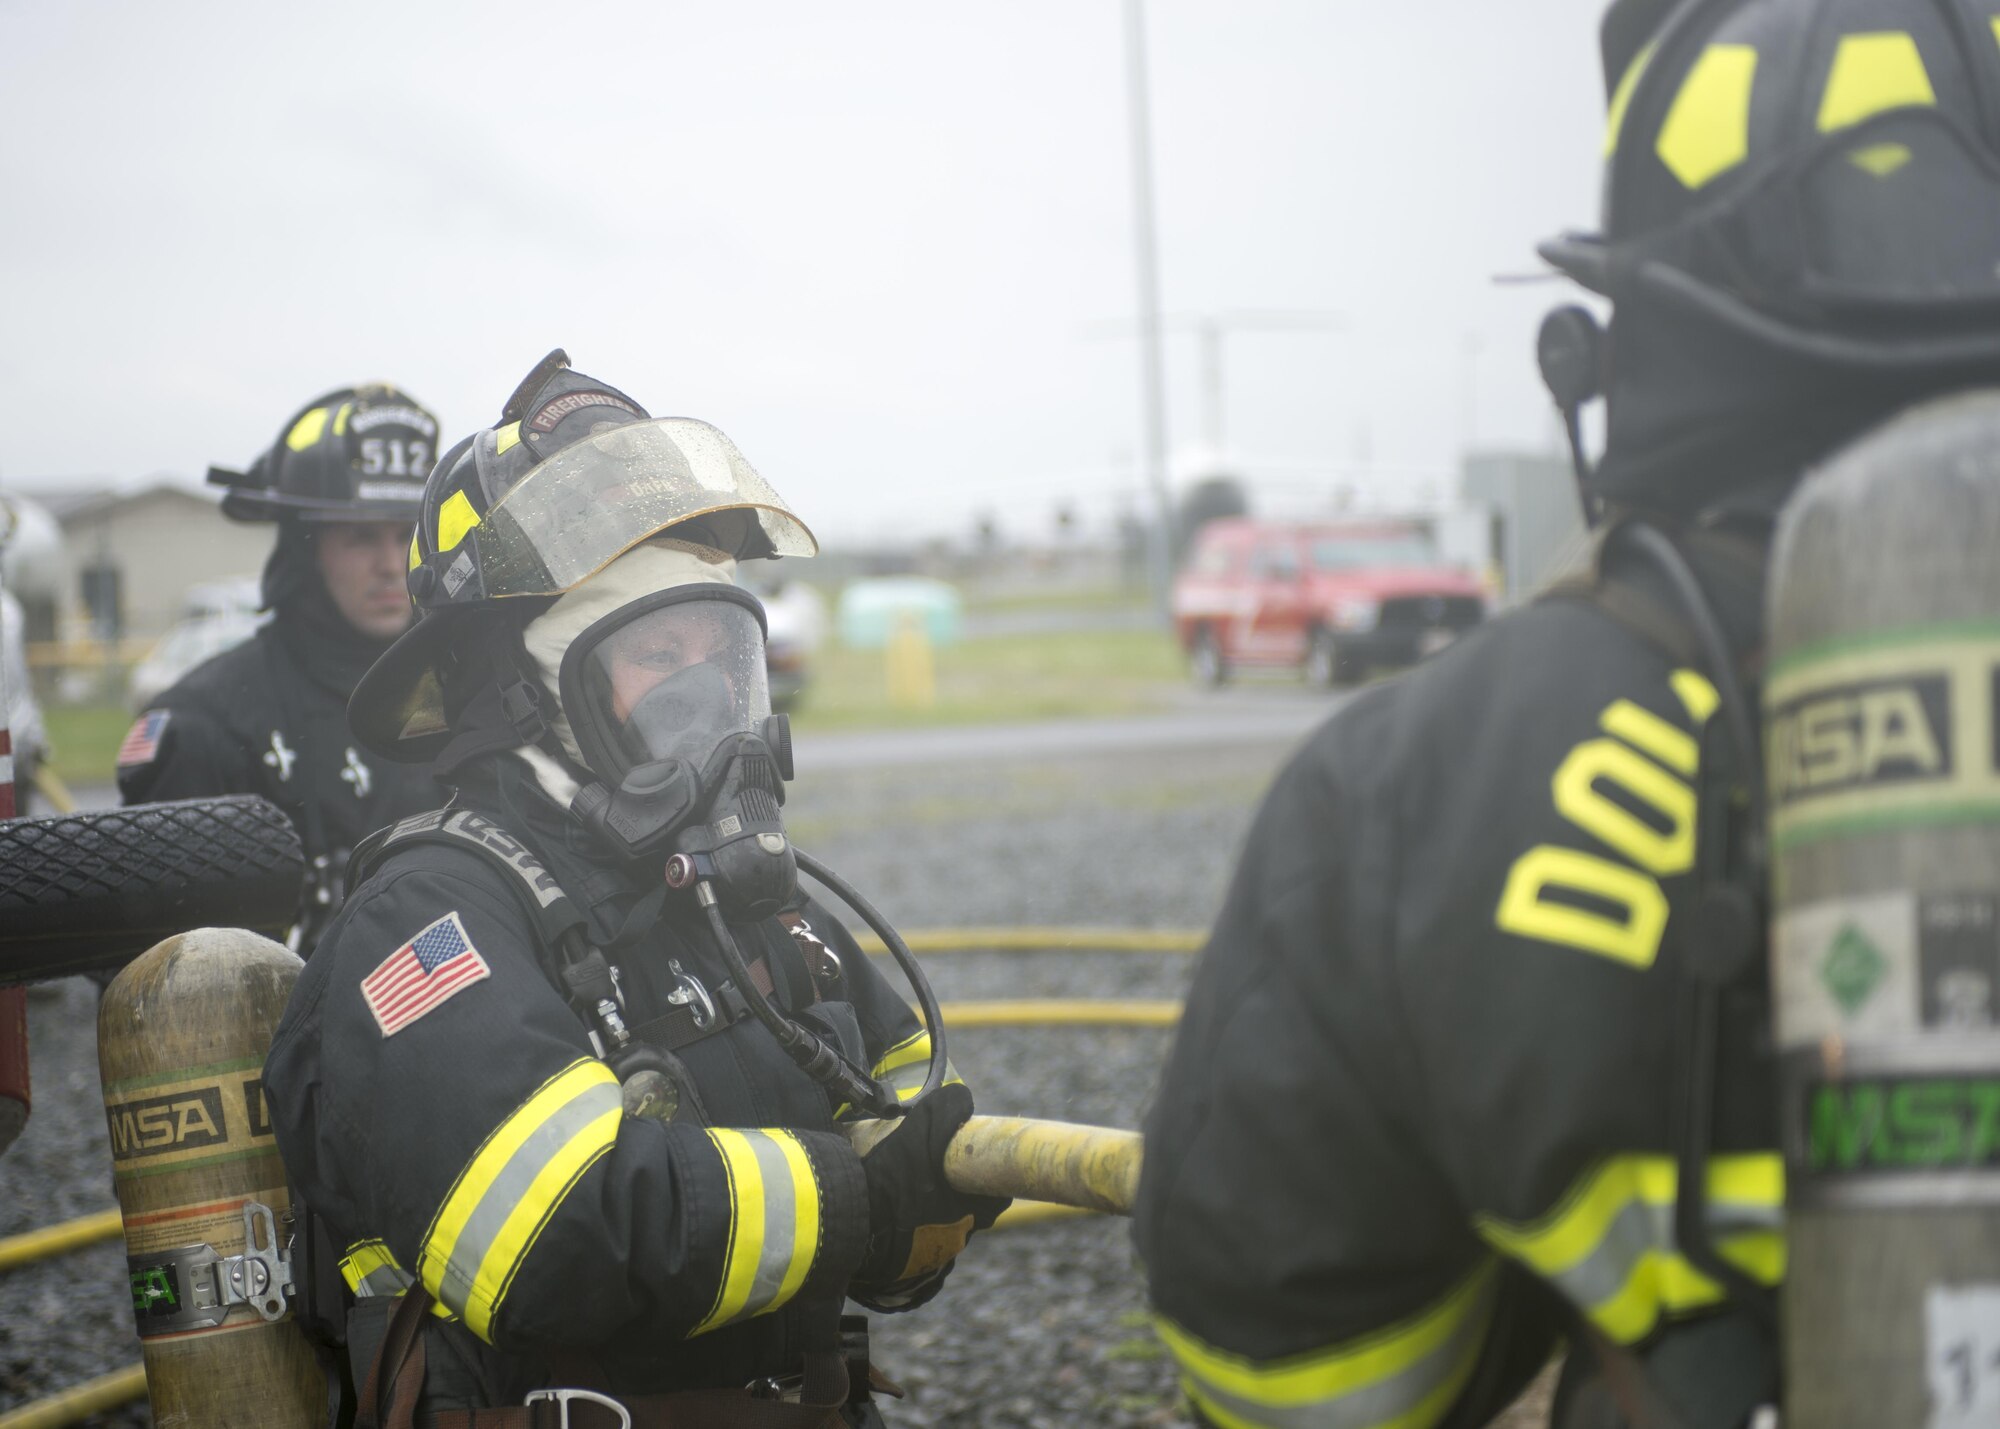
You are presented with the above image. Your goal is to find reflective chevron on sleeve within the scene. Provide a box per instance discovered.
[690,1128,825,1335]
[1476,1153,1784,1345]
[416,1058,623,1342]
[1155,1259,1500,1429]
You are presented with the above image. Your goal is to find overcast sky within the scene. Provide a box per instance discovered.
[2,1,1608,547]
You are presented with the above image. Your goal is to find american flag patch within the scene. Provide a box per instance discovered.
[116,710,171,768]
[360,912,490,1038]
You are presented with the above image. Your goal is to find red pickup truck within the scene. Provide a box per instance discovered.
[1170,518,1487,687]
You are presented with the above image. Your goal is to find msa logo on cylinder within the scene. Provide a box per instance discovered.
[105,1086,227,1161]
[1768,675,1950,804]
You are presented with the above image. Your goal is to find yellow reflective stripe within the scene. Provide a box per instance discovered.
[340,1239,409,1297]
[417,1059,621,1341]
[286,406,331,451]
[693,1128,822,1335]
[1604,42,1656,157]
[864,1030,963,1105]
[436,489,480,553]
[1156,1259,1499,1429]
[494,421,522,456]
[409,529,423,572]
[769,1130,820,1309]
[1656,44,1759,189]
[1819,32,1935,133]
[339,1239,458,1319]
[459,1103,620,1341]
[332,402,353,437]
[1477,1154,1784,1345]
[873,1030,930,1078]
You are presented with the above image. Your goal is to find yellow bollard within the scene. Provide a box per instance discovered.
[884,611,936,710]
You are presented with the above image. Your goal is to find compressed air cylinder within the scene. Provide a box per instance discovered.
[1768,390,2000,1427]
[97,928,323,1429]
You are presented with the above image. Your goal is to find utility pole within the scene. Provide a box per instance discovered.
[1085,309,1344,463]
[1123,0,1173,614]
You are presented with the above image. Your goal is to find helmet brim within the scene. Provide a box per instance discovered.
[1537,233,1612,296]
[348,606,478,763]
[221,488,425,525]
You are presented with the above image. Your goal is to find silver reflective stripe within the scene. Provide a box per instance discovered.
[431,1078,621,1314]
[1534,1194,1781,1314]
[1169,1267,1499,1429]
[740,1131,802,1319]
[355,1260,414,1298]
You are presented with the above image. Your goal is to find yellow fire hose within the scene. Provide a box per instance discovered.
[855,926,1203,955]
[0,1209,121,1272]
[937,999,1179,1028]
[0,1365,147,1429]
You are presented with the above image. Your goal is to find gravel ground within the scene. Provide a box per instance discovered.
[0,707,1554,1426]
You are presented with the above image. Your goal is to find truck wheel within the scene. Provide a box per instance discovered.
[1304,629,1345,689]
[1190,628,1229,688]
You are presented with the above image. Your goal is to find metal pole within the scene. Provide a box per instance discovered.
[1123,0,1174,612]
[1199,317,1224,455]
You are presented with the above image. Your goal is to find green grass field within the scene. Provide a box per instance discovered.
[40,702,138,788]
[787,627,1186,731]
[32,627,1194,789]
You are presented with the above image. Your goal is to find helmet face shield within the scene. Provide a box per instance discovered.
[559,587,772,783]
[471,419,816,601]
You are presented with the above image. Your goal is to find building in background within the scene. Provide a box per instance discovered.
[22,482,272,643]
[1457,451,1587,603]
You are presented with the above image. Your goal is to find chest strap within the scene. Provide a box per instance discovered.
[351,808,586,951]
[349,809,821,1060]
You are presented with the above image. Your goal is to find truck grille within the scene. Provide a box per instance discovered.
[1378,595,1483,631]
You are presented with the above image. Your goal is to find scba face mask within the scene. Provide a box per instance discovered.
[543,577,797,913]
[563,588,773,784]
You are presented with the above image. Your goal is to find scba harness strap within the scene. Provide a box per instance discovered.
[348,809,832,1057]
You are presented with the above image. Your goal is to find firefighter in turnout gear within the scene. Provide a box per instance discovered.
[117,385,442,952]
[264,351,1004,1428]
[1133,1,2000,1425]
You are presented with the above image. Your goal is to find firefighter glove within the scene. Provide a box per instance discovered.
[851,1082,1009,1311]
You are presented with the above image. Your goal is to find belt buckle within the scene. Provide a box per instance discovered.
[523,1388,632,1429]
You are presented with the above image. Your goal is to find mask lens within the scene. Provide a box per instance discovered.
[574,596,771,777]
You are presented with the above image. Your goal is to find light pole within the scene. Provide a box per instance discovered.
[1122,0,1173,614]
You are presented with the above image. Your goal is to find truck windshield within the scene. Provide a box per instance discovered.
[1311,534,1437,570]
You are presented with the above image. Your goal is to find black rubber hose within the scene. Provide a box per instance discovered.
[794,847,948,1105]
[699,889,901,1119]
[0,796,305,982]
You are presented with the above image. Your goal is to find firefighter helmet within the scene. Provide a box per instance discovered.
[349,350,816,762]
[1541,0,2000,509]
[209,385,439,523]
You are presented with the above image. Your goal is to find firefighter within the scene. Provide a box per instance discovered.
[115,385,443,952]
[1133,1,2000,1425]
[263,351,1004,1427]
